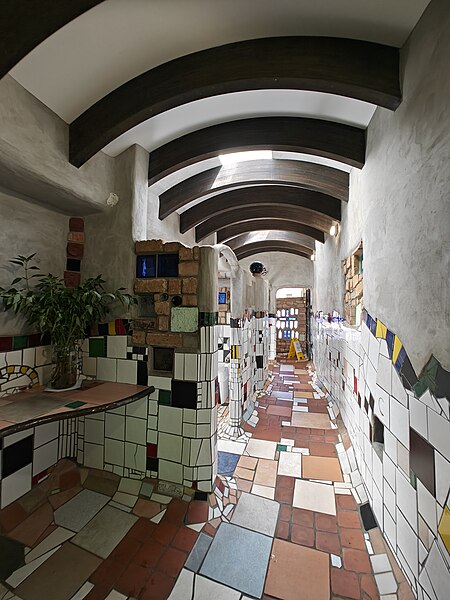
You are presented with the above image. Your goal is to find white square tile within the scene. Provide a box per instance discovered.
[410,395,428,439]
[33,439,58,475]
[174,353,184,380]
[126,397,148,419]
[251,484,275,499]
[374,385,390,429]
[97,357,117,382]
[104,438,125,466]
[417,479,437,533]
[396,508,418,577]
[116,359,137,384]
[85,418,104,443]
[1,464,32,508]
[158,405,183,435]
[370,553,391,573]
[158,432,182,462]
[389,395,409,448]
[3,429,33,448]
[106,336,128,359]
[35,345,51,366]
[277,451,302,478]
[184,354,198,381]
[34,422,59,448]
[376,354,391,394]
[428,409,450,461]
[105,413,125,440]
[434,451,450,506]
[375,572,397,595]
[124,442,146,471]
[148,375,171,390]
[158,459,183,484]
[83,443,104,469]
[125,417,147,445]
[391,368,408,407]
[246,439,277,460]
[82,356,97,377]
[293,479,336,515]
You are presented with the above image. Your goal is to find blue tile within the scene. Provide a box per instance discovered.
[185,532,212,572]
[200,523,273,598]
[217,451,240,476]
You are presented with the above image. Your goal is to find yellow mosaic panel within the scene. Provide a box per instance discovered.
[438,506,450,554]
[392,335,403,365]
[375,319,387,339]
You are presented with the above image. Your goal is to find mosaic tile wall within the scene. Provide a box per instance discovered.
[0,344,52,398]
[81,328,219,493]
[276,296,307,356]
[313,312,450,600]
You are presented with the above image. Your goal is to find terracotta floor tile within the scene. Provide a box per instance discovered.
[267,405,292,418]
[276,475,295,490]
[338,511,361,529]
[237,478,253,492]
[172,526,198,552]
[48,486,82,510]
[302,456,343,482]
[276,520,290,539]
[109,534,141,563]
[291,524,315,547]
[153,521,178,546]
[331,567,360,599]
[157,546,187,578]
[235,466,255,481]
[340,527,366,550]
[279,505,292,522]
[115,561,149,597]
[237,456,258,470]
[254,459,278,487]
[309,442,337,457]
[252,426,282,442]
[163,499,189,525]
[342,548,372,573]
[315,513,338,533]
[265,539,329,600]
[140,570,175,600]
[361,573,379,600]
[315,531,341,554]
[128,517,156,542]
[186,500,209,524]
[90,557,128,589]
[133,539,165,568]
[132,498,163,519]
[292,508,314,528]
[84,585,110,600]
[275,485,294,504]
[291,413,331,429]
[9,502,53,547]
[336,494,358,511]
[0,502,28,533]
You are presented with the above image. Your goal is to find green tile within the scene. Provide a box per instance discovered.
[159,389,172,405]
[277,444,287,452]
[89,337,106,358]
[66,401,88,409]
[13,335,28,350]
[171,307,198,333]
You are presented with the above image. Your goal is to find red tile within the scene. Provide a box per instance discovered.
[48,486,82,510]
[338,511,361,529]
[69,217,84,232]
[339,527,366,550]
[291,524,315,547]
[90,557,127,589]
[361,573,379,600]
[128,517,156,542]
[315,531,341,554]
[276,520,290,540]
[309,442,337,457]
[0,502,28,533]
[132,499,163,519]
[163,499,189,525]
[279,505,292,522]
[315,512,338,533]
[186,500,208,524]
[276,475,295,490]
[331,567,360,599]
[275,486,294,504]
[109,534,141,563]
[157,546,187,578]
[141,571,175,600]
[292,508,314,527]
[153,521,178,546]
[336,494,358,511]
[8,502,53,547]
[115,562,149,597]
[133,539,165,569]
[84,586,110,600]
[342,548,372,573]
[172,526,198,552]
[202,523,217,537]
[59,468,81,490]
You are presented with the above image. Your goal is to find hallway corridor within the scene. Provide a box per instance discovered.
[0,361,412,600]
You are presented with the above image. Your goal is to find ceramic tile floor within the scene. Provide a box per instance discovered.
[0,360,414,600]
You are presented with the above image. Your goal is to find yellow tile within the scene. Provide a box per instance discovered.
[108,321,116,335]
[438,506,450,554]
[7,365,14,373]
[21,366,28,374]
[375,320,387,339]
[392,335,403,364]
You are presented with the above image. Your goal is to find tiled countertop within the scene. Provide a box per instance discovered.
[0,381,153,437]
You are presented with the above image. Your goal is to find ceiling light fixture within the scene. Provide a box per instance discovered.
[329,224,337,236]
[219,150,272,166]
[310,254,315,261]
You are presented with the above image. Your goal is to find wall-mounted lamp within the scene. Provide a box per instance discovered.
[329,224,337,236]
[310,254,315,261]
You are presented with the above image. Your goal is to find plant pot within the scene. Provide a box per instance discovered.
[50,345,80,390]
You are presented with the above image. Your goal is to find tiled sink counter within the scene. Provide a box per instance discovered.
[0,381,154,508]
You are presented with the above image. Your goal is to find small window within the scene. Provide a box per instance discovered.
[218,291,227,304]
[136,255,156,278]
[157,253,179,277]
[136,253,179,278]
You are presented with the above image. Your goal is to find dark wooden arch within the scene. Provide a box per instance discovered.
[195,205,333,242]
[69,36,400,167]
[147,117,365,185]
[227,232,315,251]
[159,159,349,219]
[234,242,313,260]
[180,186,340,233]
[217,221,325,244]
[0,1,105,80]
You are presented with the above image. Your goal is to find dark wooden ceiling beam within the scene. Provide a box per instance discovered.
[69,36,400,167]
[227,232,315,251]
[195,205,333,242]
[234,241,313,260]
[0,1,105,80]
[217,220,325,244]
[148,117,365,185]
[159,159,349,219]
[180,186,340,233]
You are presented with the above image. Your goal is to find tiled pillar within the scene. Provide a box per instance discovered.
[268,313,277,360]
[229,318,244,434]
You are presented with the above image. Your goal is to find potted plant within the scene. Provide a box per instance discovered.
[0,254,136,390]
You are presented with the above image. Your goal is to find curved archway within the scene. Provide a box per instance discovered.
[159,159,349,218]
[217,220,325,244]
[235,241,313,260]
[148,117,365,184]
[195,205,333,242]
[227,231,315,251]
[180,186,340,233]
[69,36,400,166]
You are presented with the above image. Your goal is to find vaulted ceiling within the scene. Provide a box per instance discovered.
[2,0,432,263]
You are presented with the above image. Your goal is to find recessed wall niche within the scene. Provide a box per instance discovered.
[138,294,156,317]
[343,242,363,325]
[136,253,179,278]
[152,347,174,374]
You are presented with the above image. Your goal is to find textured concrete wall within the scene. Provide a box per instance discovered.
[147,190,197,246]
[0,76,115,215]
[314,0,450,372]
[239,253,314,294]
[0,192,67,335]
[198,247,218,312]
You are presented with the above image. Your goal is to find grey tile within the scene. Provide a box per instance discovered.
[200,522,273,598]
[185,532,213,572]
[71,505,137,558]
[231,491,279,537]
[54,489,110,532]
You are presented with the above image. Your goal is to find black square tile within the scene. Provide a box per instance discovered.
[137,360,148,385]
[360,502,377,530]
[2,435,33,478]
[171,380,197,409]
[256,355,263,369]
[146,457,159,471]
[410,428,435,496]
[66,258,81,272]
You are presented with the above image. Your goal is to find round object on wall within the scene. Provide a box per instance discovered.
[160,293,169,301]
[171,295,182,306]
[249,261,267,276]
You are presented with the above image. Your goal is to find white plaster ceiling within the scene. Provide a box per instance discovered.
[10,0,431,124]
